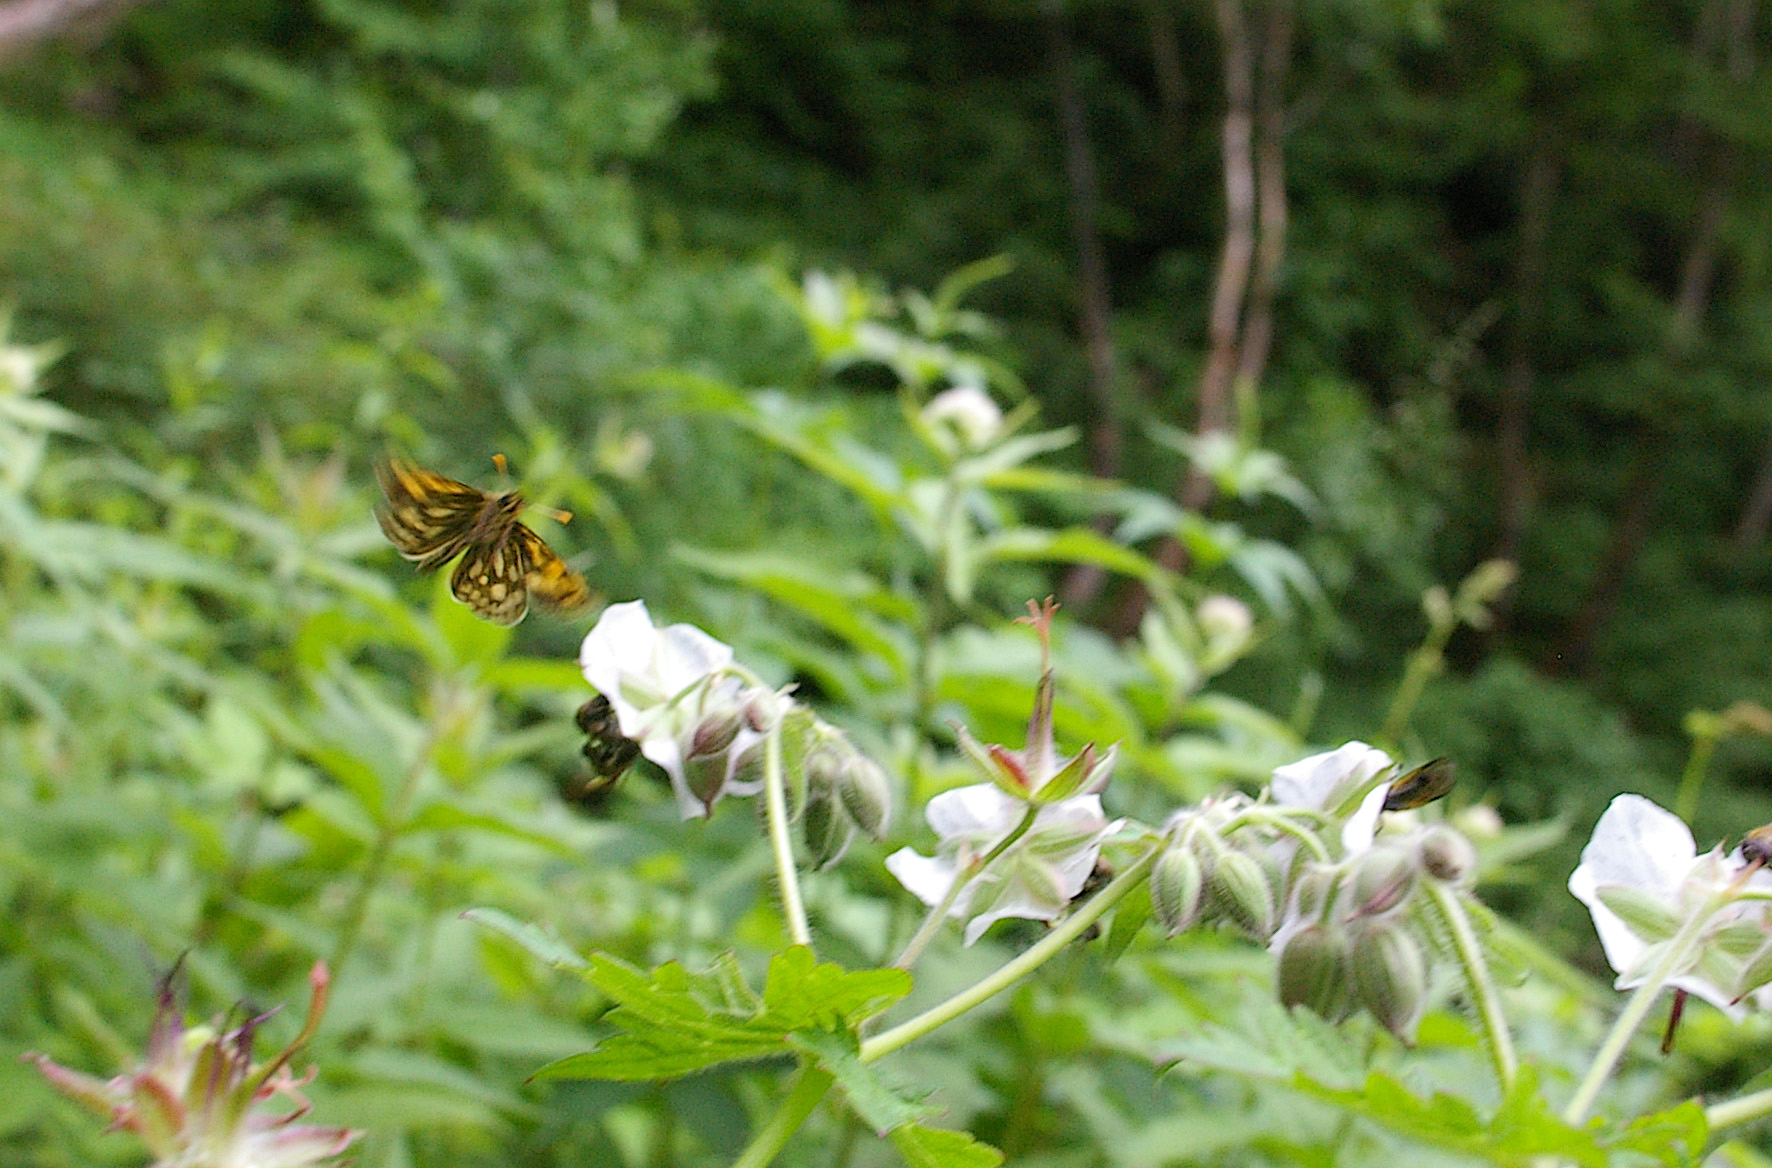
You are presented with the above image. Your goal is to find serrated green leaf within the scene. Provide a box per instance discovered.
[533,948,911,1083]
[789,1028,933,1135]
[888,1123,1004,1168]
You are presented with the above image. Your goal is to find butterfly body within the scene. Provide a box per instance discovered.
[375,459,592,626]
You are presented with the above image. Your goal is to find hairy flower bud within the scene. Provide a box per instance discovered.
[1207,848,1277,939]
[835,752,892,839]
[1277,923,1353,1021]
[802,788,854,869]
[1347,845,1419,919]
[1287,865,1337,923]
[1350,923,1427,1041]
[1151,844,1205,936]
[1418,825,1477,885]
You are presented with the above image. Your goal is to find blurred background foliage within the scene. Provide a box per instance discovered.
[2,0,1772,1164]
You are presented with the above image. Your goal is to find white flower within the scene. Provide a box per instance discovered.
[1270,741,1395,854]
[1569,794,1772,1015]
[886,784,1118,945]
[578,600,762,818]
[921,386,1004,452]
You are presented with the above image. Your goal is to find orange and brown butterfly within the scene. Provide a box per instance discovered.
[374,458,592,626]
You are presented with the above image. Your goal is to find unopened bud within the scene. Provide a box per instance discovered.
[1207,849,1277,939]
[1737,940,1772,999]
[1347,845,1418,919]
[1417,825,1476,885]
[836,753,892,838]
[1350,924,1427,1041]
[1287,865,1337,923]
[802,789,854,869]
[682,752,730,813]
[1151,845,1204,935]
[1277,923,1353,1021]
[688,706,744,760]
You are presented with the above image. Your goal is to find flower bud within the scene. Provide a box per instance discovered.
[1207,848,1277,939]
[1347,845,1418,919]
[1286,865,1337,923]
[802,789,855,869]
[1350,923,1427,1041]
[1151,844,1205,936]
[1277,923,1353,1021]
[688,705,744,761]
[681,752,731,813]
[1417,825,1477,885]
[836,753,892,838]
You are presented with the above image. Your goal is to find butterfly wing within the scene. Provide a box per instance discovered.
[516,523,593,616]
[376,460,488,570]
[448,526,533,626]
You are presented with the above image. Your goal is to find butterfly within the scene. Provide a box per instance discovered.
[374,458,592,626]
[1382,757,1456,812]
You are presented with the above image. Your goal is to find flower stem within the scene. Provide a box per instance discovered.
[729,1061,834,1168]
[1424,881,1516,1090]
[863,843,1160,1063]
[328,713,441,977]
[1562,896,1718,1125]
[892,806,1039,969]
[1706,1085,1772,1132]
[762,723,812,948]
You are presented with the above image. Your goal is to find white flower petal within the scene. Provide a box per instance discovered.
[1271,742,1394,813]
[886,848,964,910]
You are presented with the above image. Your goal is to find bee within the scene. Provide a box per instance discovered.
[1740,824,1772,870]
[374,459,592,626]
[570,695,641,804]
[1383,757,1456,812]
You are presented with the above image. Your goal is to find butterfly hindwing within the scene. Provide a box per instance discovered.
[517,523,594,616]
[449,526,533,626]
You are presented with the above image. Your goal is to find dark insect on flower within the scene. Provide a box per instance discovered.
[375,459,592,626]
[568,695,641,805]
[1383,757,1456,812]
[1740,824,1772,869]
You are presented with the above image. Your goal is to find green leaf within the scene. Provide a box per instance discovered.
[888,1123,1005,1168]
[461,907,590,970]
[973,525,1164,584]
[788,1028,933,1135]
[533,948,912,1083]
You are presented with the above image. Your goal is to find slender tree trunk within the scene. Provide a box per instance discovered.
[1044,0,1124,610]
[1487,149,1558,640]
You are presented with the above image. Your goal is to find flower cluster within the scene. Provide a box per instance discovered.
[887,600,1122,944]
[1569,794,1772,1017]
[578,601,892,847]
[26,963,357,1168]
[1144,742,1478,1040]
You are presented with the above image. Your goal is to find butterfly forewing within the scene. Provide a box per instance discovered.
[375,459,592,625]
[375,461,489,569]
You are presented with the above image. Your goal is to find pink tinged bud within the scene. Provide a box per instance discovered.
[1277,923,1354,1021]
[688,707,744,760]
[1347,846,1419,919]
[1350,923,1428,1041]
[682,751,731,814]
[1417,825,1477,885]
[1151,845,1205,935]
